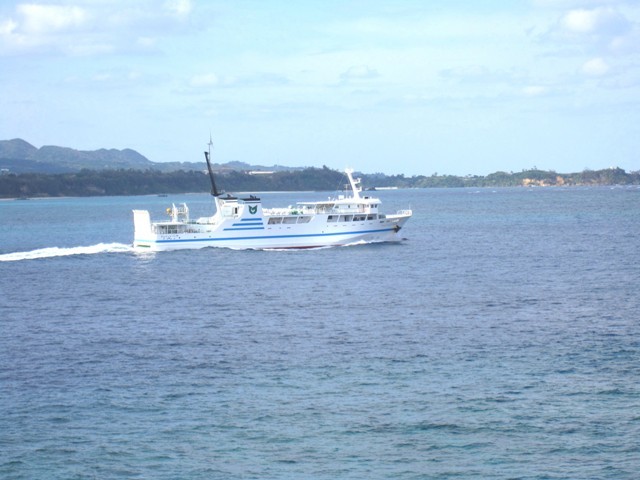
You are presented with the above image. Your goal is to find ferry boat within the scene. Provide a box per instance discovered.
[132,143,412,251]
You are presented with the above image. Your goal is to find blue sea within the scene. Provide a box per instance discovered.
[1,186,639,479]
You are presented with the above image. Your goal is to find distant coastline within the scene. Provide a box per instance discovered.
[1,138,638,198]
[1,166,638,199]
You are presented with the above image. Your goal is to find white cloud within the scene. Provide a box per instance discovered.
[17,4,89,34]
[164,0,192,17]
[541,5,637,60]
[609,29,640,54]
[0,18,17,35]
[562,9,599,33]
[0,3,92,54]
[560,7,630,35]
[582,57,609,75]
[0,1,194,56]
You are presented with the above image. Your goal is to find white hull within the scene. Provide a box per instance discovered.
[133,211,410,251]
[133,165,412,252]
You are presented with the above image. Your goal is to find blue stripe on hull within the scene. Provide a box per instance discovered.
[224,227,265,231]
[140,227,397,245]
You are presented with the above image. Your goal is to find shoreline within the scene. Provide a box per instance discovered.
[3,183,639,201]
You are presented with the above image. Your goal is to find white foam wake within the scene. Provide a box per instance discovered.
[0,243,133,262]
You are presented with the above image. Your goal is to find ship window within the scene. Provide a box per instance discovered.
[339,215,353,222]
[367,214,376,220]
[157,224,186,234]
[297,216,311,224]
[327,215,338,223]
[283,217,297,224]
[353,215,366,222]
[268,217,282,224]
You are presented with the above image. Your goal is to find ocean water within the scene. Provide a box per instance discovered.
[1,186,639,479]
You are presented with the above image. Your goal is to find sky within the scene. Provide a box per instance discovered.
[1,0,639,176]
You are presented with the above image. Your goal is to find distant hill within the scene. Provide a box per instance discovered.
[0,139,301,174]
[0,139,154,173]
[0,138,37,159]
[2,139,638,199]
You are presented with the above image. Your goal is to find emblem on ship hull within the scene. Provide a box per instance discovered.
[249,206,258,214]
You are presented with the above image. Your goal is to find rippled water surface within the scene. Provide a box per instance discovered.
[1,187,639,479]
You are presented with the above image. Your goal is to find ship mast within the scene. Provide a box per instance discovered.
[345,168,362,200]
[204,134,220,197]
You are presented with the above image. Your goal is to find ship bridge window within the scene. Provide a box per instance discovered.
[155,224,185,234]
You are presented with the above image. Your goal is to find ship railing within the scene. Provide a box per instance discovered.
[264,206,317,216]
[263,206,368,216]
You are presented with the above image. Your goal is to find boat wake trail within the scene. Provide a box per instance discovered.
[0,243,133,262]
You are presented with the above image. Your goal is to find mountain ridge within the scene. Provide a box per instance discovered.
[0,138,299,174]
